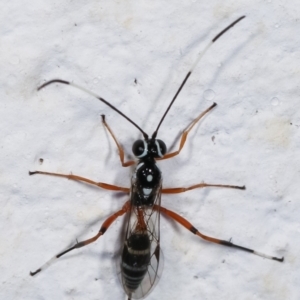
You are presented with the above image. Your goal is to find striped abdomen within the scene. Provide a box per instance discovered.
[121,233,151,292]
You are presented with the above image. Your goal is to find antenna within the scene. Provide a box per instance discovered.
[151,16,245,139]
[37,79,149,140]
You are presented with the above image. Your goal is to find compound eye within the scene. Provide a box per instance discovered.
[156,139,167,157]
[132,140,148,158]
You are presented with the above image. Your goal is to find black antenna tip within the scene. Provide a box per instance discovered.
[30,268,41,276]
[212,15,246,43]
[273,256,284,263]
[37,79,70,91]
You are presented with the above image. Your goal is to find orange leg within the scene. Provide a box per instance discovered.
[162,182,245,194]
[30,201,131,276]
[155,204,283,262]
[157,103,216,161]
[29,170,130,193]
[102,115,135,167]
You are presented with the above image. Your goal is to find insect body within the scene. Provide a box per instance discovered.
[120,138,166,298]
[30,16,283,300]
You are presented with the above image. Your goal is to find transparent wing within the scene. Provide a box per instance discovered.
[117,188,164,300]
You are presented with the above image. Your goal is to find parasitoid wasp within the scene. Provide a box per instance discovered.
[30,16,284,300]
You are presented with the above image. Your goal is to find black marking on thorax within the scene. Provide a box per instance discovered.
[131,159,162,207]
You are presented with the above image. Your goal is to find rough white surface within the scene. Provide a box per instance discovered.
[1,1,298,299]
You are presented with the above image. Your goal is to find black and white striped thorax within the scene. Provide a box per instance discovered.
[130,138,166,207]
[131,160,161,207]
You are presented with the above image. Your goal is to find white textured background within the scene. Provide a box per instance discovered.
[1,1,298,299]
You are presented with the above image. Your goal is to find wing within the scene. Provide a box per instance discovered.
[117,188,164,300]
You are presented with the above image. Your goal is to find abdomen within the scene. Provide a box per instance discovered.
[121,233,151,293]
